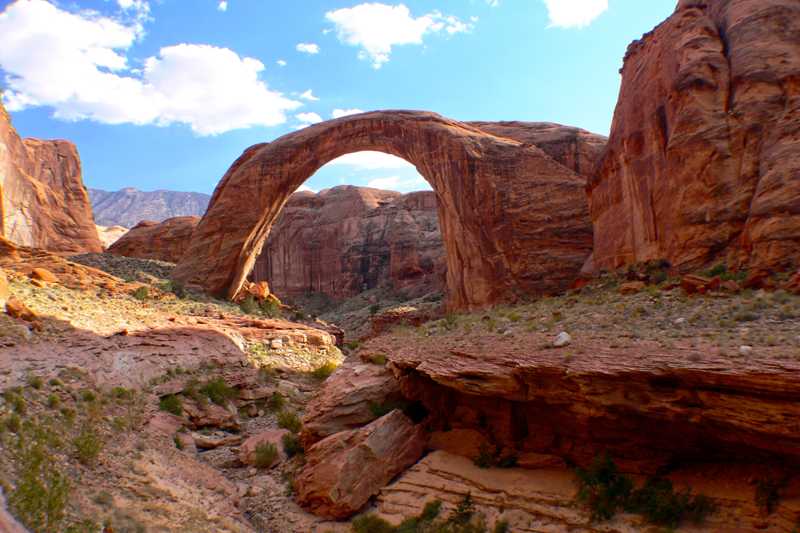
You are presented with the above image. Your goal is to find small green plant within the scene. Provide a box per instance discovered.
[200,377,237,405]
[254,442,278,468]
[625,476,715,528]
[159,394,183,416]
[132,286,149,301]
[575,454,634,522]
[110,386,132,400]
[8,435,70,532]
[351,514,395,533]
[240,294,258,314]
[259,297,282,318]
[268,391,286,411]
[493,519,510,533]
[312,361,338,380]
[4,413,21,433]
[473,443,518,469]
[73,426,103,465]
[80,389,96,403]
[27,375,43,389]
[345,340,362,351]
[46,394,60,409]
[277,410,302,433]
[282,432,303,458]
[369,353,387,365]
[173,435,184,450]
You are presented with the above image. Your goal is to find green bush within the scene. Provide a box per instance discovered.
[73,426,103,465]
[277,410,302,433]
[254,442,278,468]
[46,394,60,409]
[352,514,395,533]
[159,395,183,416]
[312,361,338,381]
[268,391,286,411]
[259,298,281,318]
[493,520,509,533]
[200,377,237,405]
[575,454,633,522]
[8,439,70,533]
[473,443,517,469]
[27,375,43,390]
[240,294,258,315]
[132,286,149,301]
[282,433,303,458]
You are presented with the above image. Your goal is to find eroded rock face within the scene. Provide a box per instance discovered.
[589,0,800,273]
[252,186,445,301]
[295,409,426,519]
[108,216,200,263]
[0,102,102,253]
[174,112,600,310]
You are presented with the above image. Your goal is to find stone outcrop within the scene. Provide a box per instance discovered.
[589,0,800,273]
[89,187,210,228]
[251,186,444,301]
[108,216,200,264]
[300,361,401,448]
[174,112,603,310]
[95,224,128,249]
[0,101,102,253]
[295,410,426,519]
[366,332,800,475]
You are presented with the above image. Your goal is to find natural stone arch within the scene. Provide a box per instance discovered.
[173,111,596,309]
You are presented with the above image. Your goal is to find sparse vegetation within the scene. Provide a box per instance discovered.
[312,360,338,380]
[254,442,278,468]
[132,286,149,301]
[351,496,488,533]
[282,432,303,458]
[575,455,715,527]
[473,443,517,469]
[268,391,286,411]
[159,394,183,416]
[199,377,237,405]
[73,425,103,465]
[277,410,302,433]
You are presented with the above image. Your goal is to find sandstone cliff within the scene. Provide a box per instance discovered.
[90,188,210,228]
[108,216,199,264]
[251,186,445,300]
[0,101,101,253]
[589,0,800,273]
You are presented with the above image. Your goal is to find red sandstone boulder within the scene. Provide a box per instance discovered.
[300,361,401,448]
[30,267,58,284]
[295,410,426,519]
[108,216,199,264]
[0,102,101,253]
[589,0,800,274]
[239,429,289,466]
[619,281,646,295]
[681,275,719,295]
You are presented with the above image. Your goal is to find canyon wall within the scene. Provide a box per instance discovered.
[0,101,101,254]
[251,186,445,300]
[589,0,800,273]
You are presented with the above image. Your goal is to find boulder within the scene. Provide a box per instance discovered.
[619,281,646,295]
[588,0,800,274]
[30,268,58,284]
[5,297,36,322]
[295,410,426,519]
[238,429,289,466]
[108,216,200,264]
[0,101,101,253]
[300,361,401,448]
[174,112,600,310]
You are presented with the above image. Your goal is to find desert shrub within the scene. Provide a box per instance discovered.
[493,520,509,533]
[352,514,395,533]
[240,294,258,315]
[259,298,281,318]
[158,395,183,416]
[277,410,302,433]
[46,394,60,409]
[4,413,21,433]
[282,433,303,458]
[473,443,517,469]
[254,442,278,468]
[132,286,149,301]
[110,387,132,401]
[200,377,237,405]
[575,454,634,522]
[369,353,386,365]
[8,434,70,532]
[27,375,43,389]
[80,389,96,403]
[345,340,362,351]
[268,391,286,411]
[625,477,716,528]
[73,426,103,465]
[312,361,338,381]
[173,435,184,450]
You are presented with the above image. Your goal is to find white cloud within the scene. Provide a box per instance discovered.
[300,89,319,101]
[217,1,228,12]
[276,59,287,67]
[367,175,429,192]
[0,0,301,135]
[325,3,473,68]
[296,42,320,54]
[295,112,323,124]
[542,0,608,29]
[331,108,364,119]
[329,151,413,170]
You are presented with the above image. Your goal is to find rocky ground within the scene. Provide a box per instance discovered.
[2,248,800,532]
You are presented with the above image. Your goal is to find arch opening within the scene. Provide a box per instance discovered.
[173,111,596,310]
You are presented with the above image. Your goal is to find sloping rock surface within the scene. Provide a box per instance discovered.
[108,216,199,263]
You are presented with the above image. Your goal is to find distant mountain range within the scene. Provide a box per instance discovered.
[89,188,210,228]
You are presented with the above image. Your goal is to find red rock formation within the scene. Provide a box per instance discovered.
[0,101,102,253]
[251,186,444,301]
[589,0,800,273]
[108,216,200,263]
[295,410,426,519]
[174,112,602,310]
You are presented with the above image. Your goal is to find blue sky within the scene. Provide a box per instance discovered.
[0,0,674,194]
